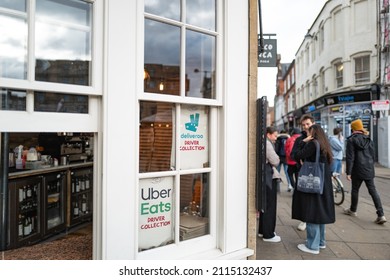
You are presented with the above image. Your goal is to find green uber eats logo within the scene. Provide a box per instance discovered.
[185,113,199,132]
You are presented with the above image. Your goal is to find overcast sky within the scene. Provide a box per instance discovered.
[258,0,327,106]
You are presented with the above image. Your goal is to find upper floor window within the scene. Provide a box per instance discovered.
[319,25,324,54]
[335,62,343,88]
[0,0,93,86]
[333,8,342,41]
[144,0,216,99]
[354,55,370,84]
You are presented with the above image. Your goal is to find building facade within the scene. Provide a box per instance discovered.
[294,0,380,143]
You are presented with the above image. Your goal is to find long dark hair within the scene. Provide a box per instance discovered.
[308,124,333,164]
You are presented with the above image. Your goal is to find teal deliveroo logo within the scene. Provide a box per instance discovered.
[185,113,199,132]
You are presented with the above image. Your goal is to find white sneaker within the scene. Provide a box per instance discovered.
[263,235,281,243]
[297,222,306,231]
[319,245,326,249]
[257,233,263,237]
[297,244,319,255]
[287,185,293,192]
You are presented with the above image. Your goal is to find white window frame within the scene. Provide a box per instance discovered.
[136,0,223,259]
[0,0,103,96]
[354,54,370,84]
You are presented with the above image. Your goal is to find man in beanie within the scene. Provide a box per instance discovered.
[344,119,387,224]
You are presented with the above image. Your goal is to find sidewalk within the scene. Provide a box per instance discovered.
[256,164,390,260]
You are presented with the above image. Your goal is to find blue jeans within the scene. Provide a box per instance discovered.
[306,223,326,251]
[331,159,342,174]
[277,162,291,186]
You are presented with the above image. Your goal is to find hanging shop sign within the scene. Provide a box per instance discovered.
[258,38,277,67]
[139,177,174,250]
[371,100,390,111]
[180,106,208,169]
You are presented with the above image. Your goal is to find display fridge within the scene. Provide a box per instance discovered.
[43,172,67,235]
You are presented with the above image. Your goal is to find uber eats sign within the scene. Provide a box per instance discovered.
[258,38,277,67]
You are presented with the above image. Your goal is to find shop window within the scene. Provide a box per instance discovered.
[144,0,216,99]
[0,2,28,79]
[0,88,26,111]
[354,55,370,84]
[0,0,93,85]
[335,62,343,88]
[138,101,210,251]
[34,92,88,114]
[35,0,92,86]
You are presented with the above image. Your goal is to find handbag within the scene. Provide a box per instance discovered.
[296,140,325,194]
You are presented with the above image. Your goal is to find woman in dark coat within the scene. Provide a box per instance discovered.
[292,124,335,254]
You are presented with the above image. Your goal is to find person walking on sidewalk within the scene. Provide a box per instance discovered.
[329,127,344,176]
[293,124,335,255]
[258,127,282,242]
[285,127,301,191]
[275,130,292,192]
[344,119,387,224]
[291,114,316,231]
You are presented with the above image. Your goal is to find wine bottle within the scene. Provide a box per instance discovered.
[75,179,80,193]
[81,195,87,213]
[74,202,79,217]
[18,215,24,237]
[23,217,30,236]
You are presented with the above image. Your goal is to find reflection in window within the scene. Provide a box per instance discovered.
[139,102,175,172]
[0,4,27,79]
[186,31,215,98]
[144,0,180,21]
[0,88,26,111]
[180,173,209,241]
[35,0,92,86]
[186,0,216,31]
[144,19,181,95]
[34,92,88,114]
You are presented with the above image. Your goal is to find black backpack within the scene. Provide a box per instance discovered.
[275,137,286,157]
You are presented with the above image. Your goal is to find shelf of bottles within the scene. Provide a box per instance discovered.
[70,168,93,225]
[11,177,43,247]
[44,172,66,234]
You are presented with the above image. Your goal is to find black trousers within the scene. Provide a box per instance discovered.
[258,179,278,239]
[350,177,384,217]
[287,164,299,188]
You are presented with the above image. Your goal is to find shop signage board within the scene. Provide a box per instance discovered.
[180,106,208,169]
[138,177,174,250]
[258,38,277,67]
[372,100,390,111]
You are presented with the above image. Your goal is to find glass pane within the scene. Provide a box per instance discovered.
[180,105,209,169]
[35,0,92,86]
[0,14,27,79]
[144,19,181,95]
[180,173,209,241]
[0,88,26,111]
[0,0,26,11]
[185,31,215,98]
[139,102,175,172]
[186,0,216,31]
[139,176,175,251]
[34,92,88,114]
[144,0,180,21]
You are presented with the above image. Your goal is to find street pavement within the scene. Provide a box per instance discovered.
[256,163,390,260]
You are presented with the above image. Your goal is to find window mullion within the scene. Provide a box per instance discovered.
[28,0,36,82]
[174,104,181,244]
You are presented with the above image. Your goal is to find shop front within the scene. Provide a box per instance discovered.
[287,87,380,147]
[1,0,254,260]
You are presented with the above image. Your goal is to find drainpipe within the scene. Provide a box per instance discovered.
[0,132,9,251]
